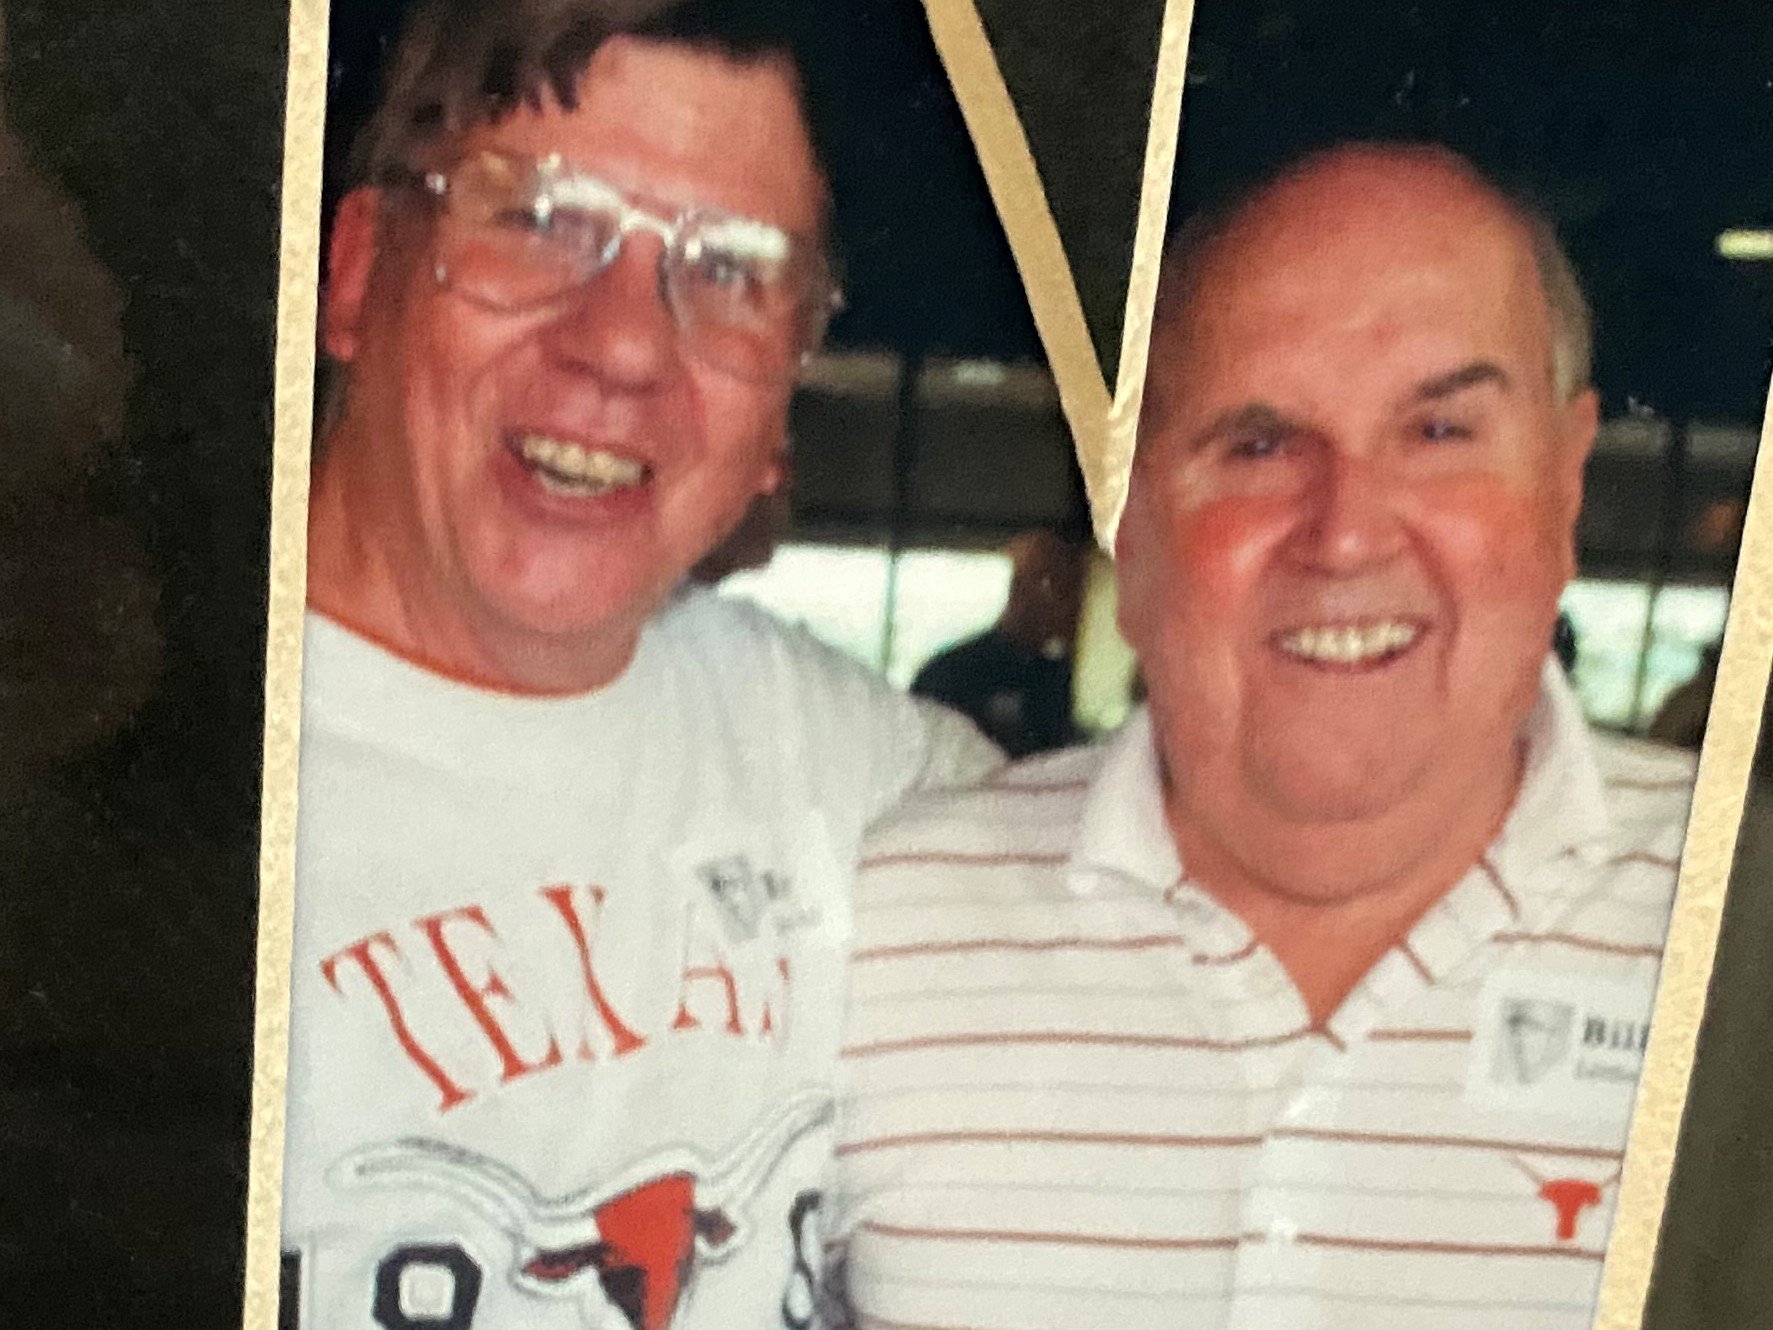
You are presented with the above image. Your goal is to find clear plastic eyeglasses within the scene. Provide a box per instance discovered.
[389,148,842,383]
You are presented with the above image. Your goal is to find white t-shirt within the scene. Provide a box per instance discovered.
[280,587,1000,1330]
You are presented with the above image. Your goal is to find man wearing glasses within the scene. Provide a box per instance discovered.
[280,2,998,1327]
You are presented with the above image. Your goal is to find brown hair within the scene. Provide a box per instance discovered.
[347,0,839,198]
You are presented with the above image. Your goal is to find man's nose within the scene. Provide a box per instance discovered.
[541,237,680,388]
[1290,449,1407,574]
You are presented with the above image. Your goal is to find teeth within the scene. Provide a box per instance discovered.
[1278,620,1420,665]
[518,435,647,497]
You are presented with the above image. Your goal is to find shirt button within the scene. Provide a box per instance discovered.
[1267,1217,1298,1244]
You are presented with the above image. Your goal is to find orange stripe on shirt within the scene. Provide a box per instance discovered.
[1296,1231,1608,1262]
[852,934,1192,963]
[1494,930,1663,958]
[1272,1126,1624,1161]
[862,1219,1245,1252]
[842,1028,1313,1058]
[838,1128,1265,1158]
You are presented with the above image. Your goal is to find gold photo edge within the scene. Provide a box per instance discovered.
[918,0,1117,547]
[1593,370,1773,1330]
[241,0,329,1323]
[236,0,1766,1326]
[1100,0,1194,550]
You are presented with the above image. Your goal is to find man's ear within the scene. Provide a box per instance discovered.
[1557,387,1600,530]
[759,434,792,498]
[758,455,783,497]
[1551,387,1600,581]
[322,188,386,364]
[1113,471,1157,652]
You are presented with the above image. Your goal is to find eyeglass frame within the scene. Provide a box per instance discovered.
[374,147,845,382]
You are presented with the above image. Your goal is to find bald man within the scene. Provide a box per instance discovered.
[821,142,1696,1330]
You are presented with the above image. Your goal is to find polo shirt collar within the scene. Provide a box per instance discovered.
[1067,707,1181,893]
[1491,656,1614,874]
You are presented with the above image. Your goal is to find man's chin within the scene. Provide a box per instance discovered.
[1255,750,1432,827]
[460,576,669,685]
[493,592,657,646]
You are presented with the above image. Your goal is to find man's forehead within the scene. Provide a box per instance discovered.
[1149,154,1550,401]
[1204,158,1529,307]
[453,36,822,230]
[1250,148,1510,226]
[1182,245,1536,364]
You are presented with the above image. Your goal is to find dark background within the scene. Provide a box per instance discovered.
[0,0,1769,1323]
[1651,688,1773,1330]
[324,0,1773,430]
[0,0,285,1322]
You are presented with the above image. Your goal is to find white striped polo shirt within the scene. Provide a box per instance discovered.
[824,660,1695,1330]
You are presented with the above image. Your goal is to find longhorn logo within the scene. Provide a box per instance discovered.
[1506,1156,1621,1242]
[329,1091,833,1330]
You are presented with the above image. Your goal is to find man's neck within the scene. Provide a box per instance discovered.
[1166,747,1524,1027]
[307,454,640,697]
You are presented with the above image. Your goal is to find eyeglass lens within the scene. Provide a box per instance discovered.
[429,152,831,382]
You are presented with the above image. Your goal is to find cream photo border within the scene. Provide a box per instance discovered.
[242,0,1772,1325]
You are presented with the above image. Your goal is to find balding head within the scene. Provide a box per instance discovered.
[1116,138,1600,910]
[1150,144,1591,429]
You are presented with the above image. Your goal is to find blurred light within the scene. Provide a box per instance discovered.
[1717,228,1773,261]
[949,359,1009,387]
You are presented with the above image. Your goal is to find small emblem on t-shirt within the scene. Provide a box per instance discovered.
[698,855,766,942]
[671,817,833,947]
[1467,970,1653,1120]
[695,856,813,944]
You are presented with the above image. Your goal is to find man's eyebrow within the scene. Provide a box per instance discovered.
[1184,401,1295,453]
[1408,360,1511,403]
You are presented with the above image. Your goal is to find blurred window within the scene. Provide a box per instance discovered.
[1560,579,1729,732]
[1639,584,1730,724]
[883,549,1012,686]
[717,543,892,668]
[717,541,1013,685]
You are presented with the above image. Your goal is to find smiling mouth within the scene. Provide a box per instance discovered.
[513,433,652,499]
[1274,619,1425,669]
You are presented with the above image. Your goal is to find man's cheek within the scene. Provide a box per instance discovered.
[1176,496,1290,603]
[1418,476,1564,577]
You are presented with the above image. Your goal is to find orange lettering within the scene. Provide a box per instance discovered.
[672,905,744,1035]
[417,906,562,1084]
[322,932,473,1112]
[757,955,791,1041]
[539,883,647,1059]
